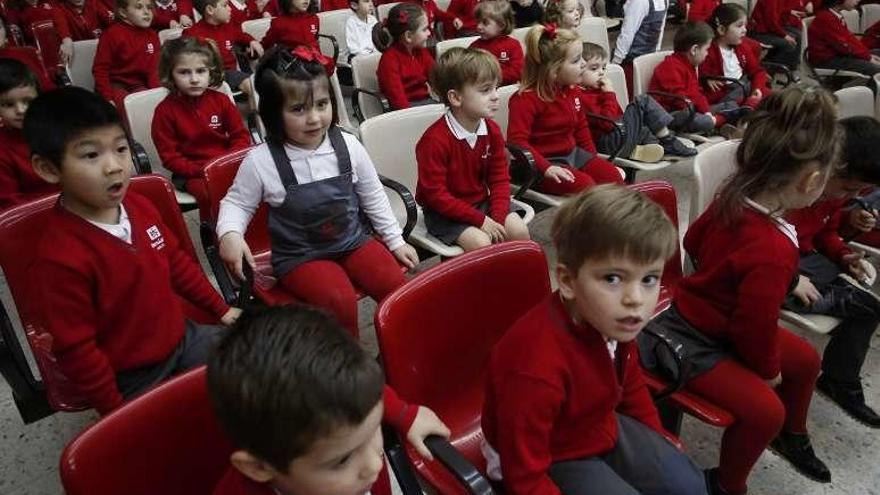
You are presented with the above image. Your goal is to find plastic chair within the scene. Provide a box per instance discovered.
[801,16,871,86]
[67,39,98,90]
[843,8,861,33]
[862,3,880,32]
[377,2,401,21]
[576,16,610,53]
[358,104,536,257]
[435,35,479,58]
[351,51,387,122]
[318,8,351,64]
[241,17,272,42]
[511,26,530,48]
[158,27,183,44]
[835,85,874,119]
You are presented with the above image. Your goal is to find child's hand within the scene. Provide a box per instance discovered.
[751,88,762,99]
[249,40,265,58]
[221,307,243,326]
[706,79,725,92]
[59,38,73,65]
[179,14,193,27]
[784,34,797,46]
[765,372,782,388]
[219,232,255,280]
[481,216,507,243]
[850,207,877,232]
[169,19,181,29]
[599,76,614,93]
[544,165,575,183]
[843,252,870,282]
[453,18,463,30]
[406,406,451,460]
[792,275,820,307]
[393,243,419,270]
[707,113,717,126]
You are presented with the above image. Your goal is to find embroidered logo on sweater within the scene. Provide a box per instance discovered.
[147,42,155,54]
[146,225,166,250]
[573,96,582,113]
[209,114,221,129]
[481,144,490,160]
[225,40,233,50]
[500,51,509,62]
[310,23,318,34]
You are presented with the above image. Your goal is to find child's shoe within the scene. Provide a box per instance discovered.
[718,106,752,125]
[816,374,880,428]
[659,135,697,157]
[768,431,831,483]
[704,468,746,495]
[628,143,665,163]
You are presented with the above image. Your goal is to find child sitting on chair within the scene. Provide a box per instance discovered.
[209,305,451,495]
[373,3,436,109]
[344,0,378,62]
[481,184,707,495]
[807,0,880,77]
[27,87,241,416]
[703,4,770,110]
[470,0,523,86]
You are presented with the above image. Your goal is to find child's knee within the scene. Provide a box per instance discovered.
[505,213,531,240]
[738,390,786,437]
[457,227,492,251]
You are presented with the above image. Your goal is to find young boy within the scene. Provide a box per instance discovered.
[344,0,377,62]
[579,42,697,163]
[207,305,451,495]
[470,0,523,86]
[184,0,264,96]
[0,59,56,209]
[92,0,161,112]
[25,87,241,415]
[416,47,529,251]
[649,21,750,136]
[481,185,707,495]
[784,115,880,428]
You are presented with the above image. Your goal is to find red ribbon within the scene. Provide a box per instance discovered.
[544,22,558,40]
[291,45,333,73]
[398,9,409,24]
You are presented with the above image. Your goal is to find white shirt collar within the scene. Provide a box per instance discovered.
[606,339,618,360]
[744,197,799,248]
[87,204,132,244]
[444,110,487,149]
[831,8,844,20]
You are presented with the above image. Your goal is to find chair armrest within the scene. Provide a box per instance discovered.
[350,87,390,123]
[199,221,239,305]
[425,435,496,495]
[586,112,625,162]
[762,61,794,86]
[699,75,746,97]
[55,67,72,87]
[640,325,692,402]
[247,112,264,144]
[0,303,53,423]
[317,33,340,64]
[505,143,540,201]
[379,175,417,239]
[382,426,425,495]
[131,141,152,174]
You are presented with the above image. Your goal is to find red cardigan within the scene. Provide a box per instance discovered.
[0,127,58,209]
[687,0,721,22]
[470,35,524,86]
[184,20,255,70]
[0,46,56,90]
[578,86,622,136]
[444,0,478,36]
[786,197,851,263]
[506,86,597,173]
[6,1,71,43]
[92,21,161,100]
[482,294,665,495]
[649,51,712,113]
[93,0,116,26]
[675,202,799,379]
[151,90,251,178]
[415,115,510,226]
[808,9,870,64]
[749,0,788,36]
[32,193,229,414]
[864,19,880,49]
[262,12,320,50]
[700,40,770,103]
[228,0,261,28]
[54,0,103,40]
[151,0,194,29]
[377,42,434,109]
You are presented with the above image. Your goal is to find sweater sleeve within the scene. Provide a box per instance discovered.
[428,0,456,24]
[584,91,622,133]
[146,35,161,88]
[223,96,252,150]
[164,218,230,318]
[573,101,597,154]
[652,62,709,113]
[729,261,788,379]
[487,125,512,224]
[262,20,279,49]
[377,51,411,110]
[151,101,205,178]
[382,385,419,434]
[507,94,552,173]
[416,132,486,226]
[813,207,852,264]
[503,41,524,86]
[743,46,770,93]
[92,32,114,101]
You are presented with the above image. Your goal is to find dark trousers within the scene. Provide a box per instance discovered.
[596,94,673,158]
[669,100,738,133]
[548,414,707,495]
[750,27,800,70]
[815,55,880,77]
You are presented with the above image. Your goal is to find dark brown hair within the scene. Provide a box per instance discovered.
[372,3,427,51]
[672,21,713,52]
[430,47,501,106]
[158,36,225,91]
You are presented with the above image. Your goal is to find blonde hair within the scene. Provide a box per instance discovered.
[475,0,515,35]
[430,47,501,106]
[158,37,225,91]
[521,24,580,101]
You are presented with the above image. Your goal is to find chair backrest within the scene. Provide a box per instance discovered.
[862,3,880,32]
[493,83,520,134]
[843,8,860,33]
[68,39,98,90]
[605,63,629,110]
[319,9,352,63]
[330,72,356,132]
[722,0,755,14]
[435,0,451,10]
[435,35,479,58]
[576,16,610,53]
[352,51,385,121]
[511,26,530,48]
[377,2,400,21]
[632,50,671,97]
[690,139,739,223]
[835,85,874,119]
[242,17,272,42]
[630,180,683,286]
[158,27,183,44]
[32,20,62,74]
[801,17,813,73]
[60,367,234,495]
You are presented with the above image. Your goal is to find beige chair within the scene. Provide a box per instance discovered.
[842,8,861,33]
[377,2,401,21]
[861,3,880,33]
[318,8,352,64]
[511,26,530,49]
[158,27,183,44]
[351,51,387,121]
[67,39,98,90]
[801,17,870,85]
[435,35,479,58]
[576,16,610,53]
[835,85,874,119]
[242,17,272,43]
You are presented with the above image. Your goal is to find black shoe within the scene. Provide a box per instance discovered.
[768,431,831,483]
[718,106,752,125]
[659,135,698,157]
[816,374,880,428]
[704,467,746,495]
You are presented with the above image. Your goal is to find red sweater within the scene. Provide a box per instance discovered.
[93,0,116,26]
[864,20,880,49]
[92,21,160,100]
[786,197,851,263]
[808,9,870,64]
[470,35,524,86]
[675,202,799,379]
[377,42,434,109]
[749,0,788,36]
[184,20,255,70]
[262,12,319,50]
[506,86,597,173]
[0,46,56,90]
[152,90,251,178]
[0,127,57,209]
[228,0,261,28]
[6,1,71,43]
[782,0,809,28]
[404,0,455,31]
[151,0,194,29]
[482,294,665,495]
[32,193,230,414]
[649,51,712,114]
[445,0,478,36]
[700,41,770,103]
[578,86,622,136]
[415,115,510,226]
[687,0,720,22]
[54,0,103,40]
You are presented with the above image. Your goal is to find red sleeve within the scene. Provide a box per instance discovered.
[652,61,710,113]
[382,385,419,434]
[486,123,512,224]
[147,33,161,88]
[416,128,486,226]
[503,41,524,86]
[223,96,252,150]
[729,262,788,379]
[573,97,597,154]
[165,217,230,318]
[92,30,114,101]
[507,93,551,173]
[427,0,456,24]
[864,20,880,50]
[235,25,256,45]
[179,0,195,18]
[742,44,770,93]
[758,0,788,36]
[151,101,205,177]
[814,207,852,263]
[377,50,411,110]
[617,347,666,435]
[262,20,280,48]
[53,7,72,39]
[583,90,622,133]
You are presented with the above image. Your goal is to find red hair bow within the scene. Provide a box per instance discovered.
[543,22,558,40]
[291,45,334,74]
[397,9,409,24]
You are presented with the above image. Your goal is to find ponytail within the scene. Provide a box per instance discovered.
[372,3,426,51]
[521,24,580,101]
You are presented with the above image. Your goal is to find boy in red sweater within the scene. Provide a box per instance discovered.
[748,0,800,70]
[208,306,451,495]
[92,0,161,113]
[470,0,523,86]
[482,185,706,495]
[807,0,880,76]
[54,0,104,40]
[416,47,529,251]
[25,87,241,415]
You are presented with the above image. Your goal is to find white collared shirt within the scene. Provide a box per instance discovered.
[345,13,378,59]
[612,0,668,63]
[720,45,743,79]
[88,205,132,244]
[744,197,799,247]
[444,110,488,149]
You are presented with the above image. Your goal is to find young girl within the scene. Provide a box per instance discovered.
[644,87,838,494]
[216,46,419,337]
[470,0,522,86]
[374,3,436,110]
[54,0,105,40]
[807,0,880,76]
[543,0,581,30]
[703,4,770,110]
[507,25,623,197]
[748,0,800,71]
[151,37,251,205]
[261,0,319,51]
[5,0,74,63]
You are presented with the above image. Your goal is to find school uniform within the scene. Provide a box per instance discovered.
[0,126,58,209]
[749,0,800,70]
[863,20,880,50]
[151,0,194,29]
[228,0,261,28]
[701,41,770,106]
[612,0,667,64]
[5,1,71,45]
[376,42,434,110]
[807,9,880,75]
[262,12,320,50]
[408,0,456,35]
[92,21,161,110]
[579,87,675,159]
[184,19,255,88]
[345,13,378,60]
[650,52,737,132]
[444,0,478,37]
[54,0,103,40]
[0,46,56,90]
[93,0,116,27]
[470,35,524,86]
[686,0,720,22]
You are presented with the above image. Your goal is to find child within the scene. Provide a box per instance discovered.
[481,184,707,495]
[748,0,800,71]
[687,0,720,22]
[26,87,241,415]
[643,87,838,494]
[444,0,478,38]
[54,0,104,40]
[261,0,320,51]
[0,59,56,209]
[228,0,262,28]
[784,115,880,428]
[507,25,623,197]
[216,47,419,337]
[471,0,522,86]
[152,37,251,205]
[208,305,452,495]
[344,0,378,62]
[703,4,770,110]
[151,0,194,29]
[185,0,265,96]
[579,42,697,163]
[649,21,750,136]
[807,0,880,77]
[0,16,55,90]
[611,0,666,74]
[408,0,462,38]
[5,0,75,63]
[416,47,529,251]
[373,3,435,110]
[543,0,581,30]
[92,0,161,112]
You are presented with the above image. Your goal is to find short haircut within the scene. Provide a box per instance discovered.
[543,0,578,26]
[430,47,501,106]
[552,184,678,270]
[192,0,222,15]
[279,0,317,15]
[673,21,714,52]
[474,0,515,35]
[0,58,39,94]
[159,36,225,90]
[207,306,385,473]
[582,41,607,62]
[839,116,880,185]
[708,3,747,33]
[23,87,123,168]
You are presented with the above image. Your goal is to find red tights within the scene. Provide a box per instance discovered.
[537,156,624,196]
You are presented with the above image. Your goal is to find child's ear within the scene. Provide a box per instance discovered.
[446,88,462,108]
[31,155,62,185]
[799,168,827,196]
[555,263,577,301]
[230,450,279,484]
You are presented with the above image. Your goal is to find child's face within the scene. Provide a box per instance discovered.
[476,17,503,40]
[404,15,431,47]
[0,85,38,130]
[687,41,711,66]
[351,0,374,17]
[207,0,232,23]
[282,80,333,150]
[289,0,311,13]
[559,0,581,29]
[172,52,211,97]
[120,0,154,28]
[558,255,665,343]
[451,79,499,120]
[580,56,606,88]
[555,41,586,86]
[271,403,385,495]
[719,17,747,45]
